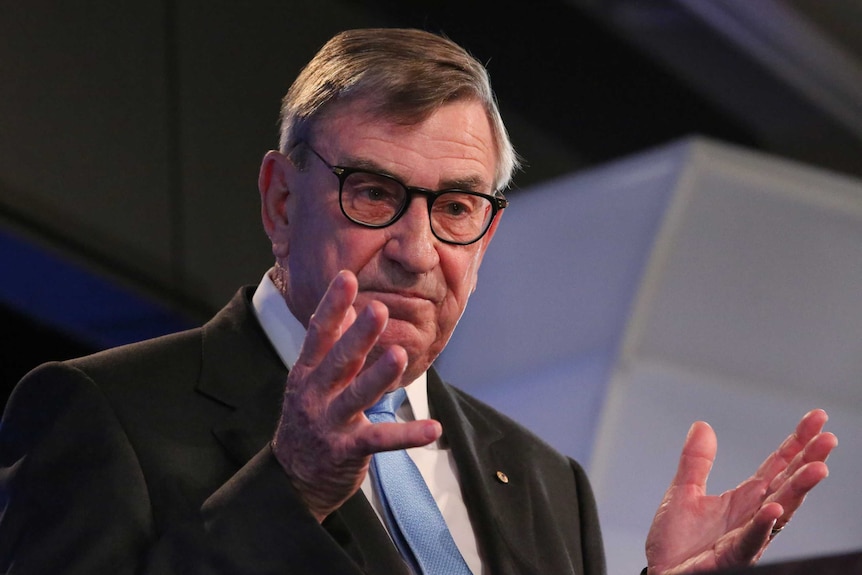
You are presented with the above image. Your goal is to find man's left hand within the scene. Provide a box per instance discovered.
[645,409,837,575]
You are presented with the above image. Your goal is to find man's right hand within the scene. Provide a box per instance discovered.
[270,270,442,522]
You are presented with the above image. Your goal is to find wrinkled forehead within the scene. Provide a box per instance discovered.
[308,94,501,179]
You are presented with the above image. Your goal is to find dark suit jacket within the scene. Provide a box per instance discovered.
[0,287,606,575]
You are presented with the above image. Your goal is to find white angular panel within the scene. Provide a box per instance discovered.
[626,141,862,404]
[438,142,689,462]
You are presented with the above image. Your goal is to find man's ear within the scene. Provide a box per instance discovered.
[259,150,293,258]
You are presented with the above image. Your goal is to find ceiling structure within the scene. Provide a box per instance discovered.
[364,0,862,189]
[575,0,862,181]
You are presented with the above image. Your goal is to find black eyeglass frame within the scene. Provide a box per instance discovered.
[298,141,508,246]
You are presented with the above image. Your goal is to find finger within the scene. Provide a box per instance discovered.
[768,431,838,494]
[722,431,835,533]
[340,302,358,335]
[328,345,408,424]
[718,502,783,569]
[798,408,829,436]
[753,410,829,486]
[314,300,390,394]
[356,419,442,455]
[671,421,717,492]
[768,458,831,523]
[297,270,359,368]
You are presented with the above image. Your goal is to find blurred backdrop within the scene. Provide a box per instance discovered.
[2,2,861,573]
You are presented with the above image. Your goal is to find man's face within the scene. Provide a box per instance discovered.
[263,97,500,383]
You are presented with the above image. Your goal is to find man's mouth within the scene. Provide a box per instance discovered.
[358,284,443,306]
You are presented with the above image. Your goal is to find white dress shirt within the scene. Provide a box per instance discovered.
[251,272,484,574]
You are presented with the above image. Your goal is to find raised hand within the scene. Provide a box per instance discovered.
[270,270,442,522]
[645,409,837,575]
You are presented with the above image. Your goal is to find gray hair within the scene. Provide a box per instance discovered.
[278,28,519,191]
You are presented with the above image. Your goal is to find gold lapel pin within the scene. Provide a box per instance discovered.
[495,470,509,484]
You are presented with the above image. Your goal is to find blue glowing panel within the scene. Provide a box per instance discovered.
[0,229,196,349]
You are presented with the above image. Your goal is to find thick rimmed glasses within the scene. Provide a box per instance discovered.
[300,142,508,245]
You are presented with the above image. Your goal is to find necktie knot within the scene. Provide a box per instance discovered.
[366,388,407,420]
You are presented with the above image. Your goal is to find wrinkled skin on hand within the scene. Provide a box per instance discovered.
[270,271,441,522]
[645,409,837,575]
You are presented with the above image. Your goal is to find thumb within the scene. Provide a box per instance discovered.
[671,421,717,493]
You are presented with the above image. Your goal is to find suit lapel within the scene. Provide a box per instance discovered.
[329,493,413,575]
[196,287,287,466]
[428,371,546,575]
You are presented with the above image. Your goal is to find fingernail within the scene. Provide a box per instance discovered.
[394,346,410,375]
[385,347,404,370]
[425,421,441,441]
[363,304,377,322]
[686,423,698,440]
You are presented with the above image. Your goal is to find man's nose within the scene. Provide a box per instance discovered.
[382,196,440,273]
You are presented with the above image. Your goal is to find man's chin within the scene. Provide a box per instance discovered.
[372,321,439,382]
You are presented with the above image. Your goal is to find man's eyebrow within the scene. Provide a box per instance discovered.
[340,155,492,193]
[438,175,489,193]
[341,155,384,172]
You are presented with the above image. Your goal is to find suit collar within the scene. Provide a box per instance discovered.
[196,287,287,466]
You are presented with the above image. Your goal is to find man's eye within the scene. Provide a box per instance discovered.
[444,201,468,215]
[435,196,478,218]
[358,185,399,202]
[365,187,389,200]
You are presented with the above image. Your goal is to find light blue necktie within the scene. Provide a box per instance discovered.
[365,388,472,575]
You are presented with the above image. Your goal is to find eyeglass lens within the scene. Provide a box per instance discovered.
[341,171,494,244]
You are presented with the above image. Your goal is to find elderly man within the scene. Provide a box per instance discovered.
[0,28,836,575]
